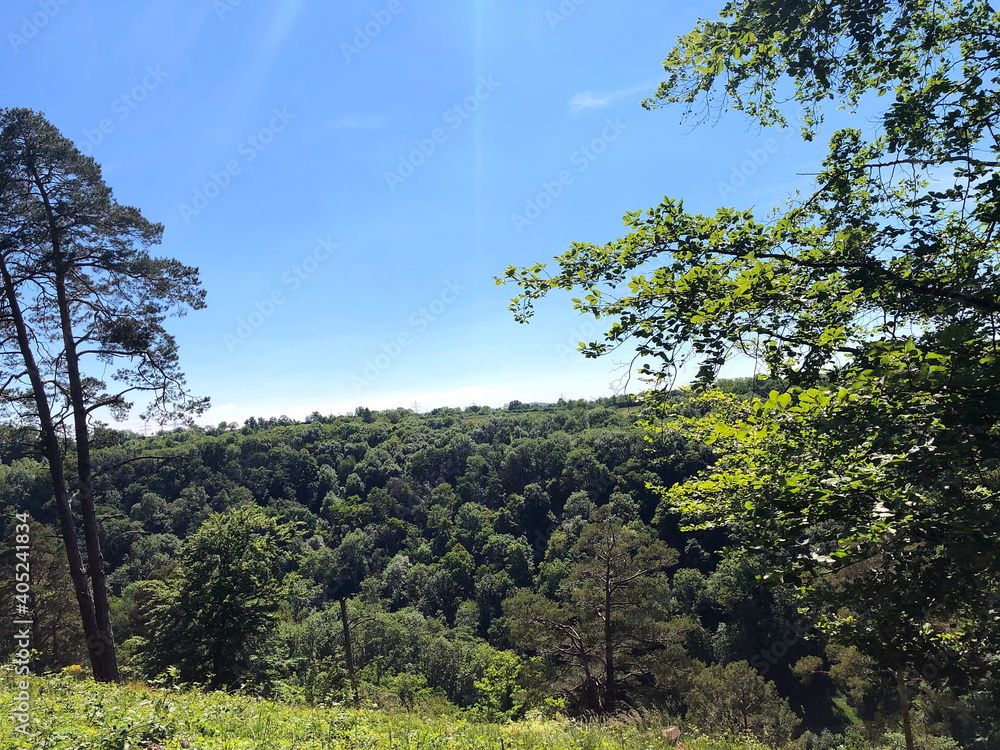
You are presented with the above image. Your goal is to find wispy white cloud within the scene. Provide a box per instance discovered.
[328,113,390,130]
[567,91,614,112]
[567,84,651,114]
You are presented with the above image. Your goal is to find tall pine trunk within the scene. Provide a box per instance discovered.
[53,270,119,681]
[0,259,105,675]
[22,160,119,682]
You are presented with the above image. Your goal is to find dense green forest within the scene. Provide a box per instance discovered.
[3,0,1000,746]
[1,391,995,747]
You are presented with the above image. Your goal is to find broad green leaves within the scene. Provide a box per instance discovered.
[499,0,1000,727]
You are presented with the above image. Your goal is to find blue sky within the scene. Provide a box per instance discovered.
[3,0,828,425]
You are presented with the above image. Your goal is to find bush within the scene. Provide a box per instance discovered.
[685,661,798,747]
[877,732,960,750]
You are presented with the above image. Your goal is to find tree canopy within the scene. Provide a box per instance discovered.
[140,506,291,688]
[504,509,680,713]
[499,1,1000,746]
[0,107,208,680]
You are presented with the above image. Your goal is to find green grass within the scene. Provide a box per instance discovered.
[830,693,861,727]
[0,673,764,750]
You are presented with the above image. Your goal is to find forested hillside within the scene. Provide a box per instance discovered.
[2,389,992,746]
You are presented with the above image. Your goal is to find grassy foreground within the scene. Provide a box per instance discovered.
[0,673,760,750]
